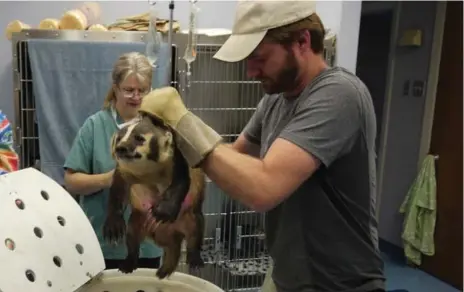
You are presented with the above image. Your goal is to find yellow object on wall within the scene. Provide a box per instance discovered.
[399,29,423,47]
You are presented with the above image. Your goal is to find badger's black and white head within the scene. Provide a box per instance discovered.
[111,115,175,175]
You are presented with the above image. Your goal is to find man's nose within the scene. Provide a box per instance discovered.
[246,67,261,79]
[246,60,262,79]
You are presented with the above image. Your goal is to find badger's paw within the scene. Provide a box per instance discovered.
[102,214,126,244]
[187,250,204,269]
[155,265,173,279]
[152,199,181,223]
[118,257,138,274]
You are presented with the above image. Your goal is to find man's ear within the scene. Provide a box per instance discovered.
[297,30,311,52]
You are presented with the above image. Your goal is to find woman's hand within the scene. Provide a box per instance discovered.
[104,169,115,188]
[64,169,115,196]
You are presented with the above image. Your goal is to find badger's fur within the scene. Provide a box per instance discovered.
[102,113,205,279]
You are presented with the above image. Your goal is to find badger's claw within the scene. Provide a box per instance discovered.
[119,256,138,274]
[144,210,160,232]
[187,250,204,269]
[156,266,170,279]
[102,214,126,243]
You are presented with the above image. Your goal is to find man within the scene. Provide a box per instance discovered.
[140,0,386,291]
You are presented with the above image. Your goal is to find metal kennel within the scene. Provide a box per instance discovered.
[11,29,336,291]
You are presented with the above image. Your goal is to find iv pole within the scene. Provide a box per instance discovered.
[183,0,199,101]
[167,0,175,86]
[145,0,175,86]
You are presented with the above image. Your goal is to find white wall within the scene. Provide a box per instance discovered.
[0,0,361,121]
[316,1,361,74]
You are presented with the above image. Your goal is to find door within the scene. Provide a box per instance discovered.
[421,2,463,290]
[356,10,393,156]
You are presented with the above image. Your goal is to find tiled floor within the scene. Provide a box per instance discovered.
[383,252,461,292]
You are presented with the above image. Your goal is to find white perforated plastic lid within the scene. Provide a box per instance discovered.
[0,168,105,292]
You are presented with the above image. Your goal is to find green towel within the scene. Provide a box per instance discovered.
[399,154,437,266]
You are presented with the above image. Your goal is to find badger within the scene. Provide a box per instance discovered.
[102,112,206,279]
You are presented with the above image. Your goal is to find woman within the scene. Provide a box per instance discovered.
[63,52,163,269]
[0,110,19,175]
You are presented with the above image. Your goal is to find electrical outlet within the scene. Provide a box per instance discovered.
[412,80,426,97]
[403,80,410,96]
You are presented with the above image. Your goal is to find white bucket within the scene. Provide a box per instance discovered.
[76,268,224,292]
[0,168,224,292]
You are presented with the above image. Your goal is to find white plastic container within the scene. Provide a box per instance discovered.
[76,268,224,292]
[0,168,224,292]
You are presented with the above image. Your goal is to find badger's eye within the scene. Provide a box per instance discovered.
[134,134,145,143]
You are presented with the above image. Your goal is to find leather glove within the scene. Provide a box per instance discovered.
[139,86,223,168]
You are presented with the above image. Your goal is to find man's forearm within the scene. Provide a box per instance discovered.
[201,144,274,212]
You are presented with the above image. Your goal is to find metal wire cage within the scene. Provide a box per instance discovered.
[10,29,336,292]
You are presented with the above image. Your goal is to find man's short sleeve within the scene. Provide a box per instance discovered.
[242,96,267,145]
[279,81,362,168]
[64,118,94,174]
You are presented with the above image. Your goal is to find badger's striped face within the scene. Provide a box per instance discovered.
[111,116,174,167]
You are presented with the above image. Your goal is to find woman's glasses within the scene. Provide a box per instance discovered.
[119,87,150,98]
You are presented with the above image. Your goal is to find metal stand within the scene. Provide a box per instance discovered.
[167,0,175,86]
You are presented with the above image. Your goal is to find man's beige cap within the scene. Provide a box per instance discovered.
[213,0,317,63]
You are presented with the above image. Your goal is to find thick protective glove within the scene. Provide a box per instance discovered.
[139,86,223,168]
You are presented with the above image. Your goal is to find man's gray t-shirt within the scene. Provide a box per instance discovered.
[243,67,385,292]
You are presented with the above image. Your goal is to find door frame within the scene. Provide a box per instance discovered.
[374,1,401,218]
[417,2,448,168]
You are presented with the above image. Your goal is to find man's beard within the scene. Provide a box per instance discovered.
[259,51,299,95]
